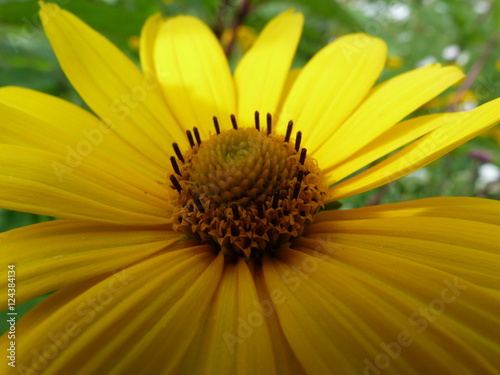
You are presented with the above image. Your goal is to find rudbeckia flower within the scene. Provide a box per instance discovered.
[1,3,500,374]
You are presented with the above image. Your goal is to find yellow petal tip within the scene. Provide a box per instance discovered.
[39,1,58,11]
[39,1,62,24]
[274,8,304,26]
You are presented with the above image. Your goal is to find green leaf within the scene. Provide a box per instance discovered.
[0,0,156,39]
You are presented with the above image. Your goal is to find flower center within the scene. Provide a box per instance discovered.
[169,112,327,261]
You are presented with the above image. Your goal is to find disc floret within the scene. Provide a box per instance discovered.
[169,113,327,261]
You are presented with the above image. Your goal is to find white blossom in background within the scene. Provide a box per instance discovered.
[476,163,500,190]
[474,1,490,14]
[388,3,411,21]
[442,45,461,60]
[456,50,470,66]
[434,2,448,14]
[405,168,430,183]
[460,100,478,111]
[416,56,438,68]
[359,1,381,17]
[397,30,412,43]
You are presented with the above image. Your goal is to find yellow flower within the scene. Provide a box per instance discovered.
[423,89,478,111]
[127,35,140,51]
[385,55,403,69]
[1,3,500,374]
[221,25,258,52]
[235,24,258,51]
[483,125,500,145]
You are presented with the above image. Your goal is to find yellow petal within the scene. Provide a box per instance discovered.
[177,259,279,375]
[329,97,500,200]
[4,245,223,374]
[234,10,303,124]
[39,2,186,176]
[263,250,373,374]
[250,265,308,375]
[285,201,500,373]
[0,87,170,186]
[278,33,387,152]
[276,242,499,374]
[154,15,236,138]
[276,68,301,114]
[140,12,163,75]
[314,196,500,225]
[307,197,500,291]
[313,64,464,169]
[0,145,171,224]
[0,220,180,304]
[321,113,445,185]
[306,216,499,255]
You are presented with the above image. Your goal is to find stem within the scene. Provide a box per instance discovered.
[468,159,480,196]
[213,0,232,39]
[365,182,395,206]
[224,0,251,58]
[446,34,499,112]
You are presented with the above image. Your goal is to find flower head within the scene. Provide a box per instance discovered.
[170,122,327,260]
[1,3,500,374]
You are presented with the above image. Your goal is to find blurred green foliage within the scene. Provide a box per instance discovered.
[0,0,499,329]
